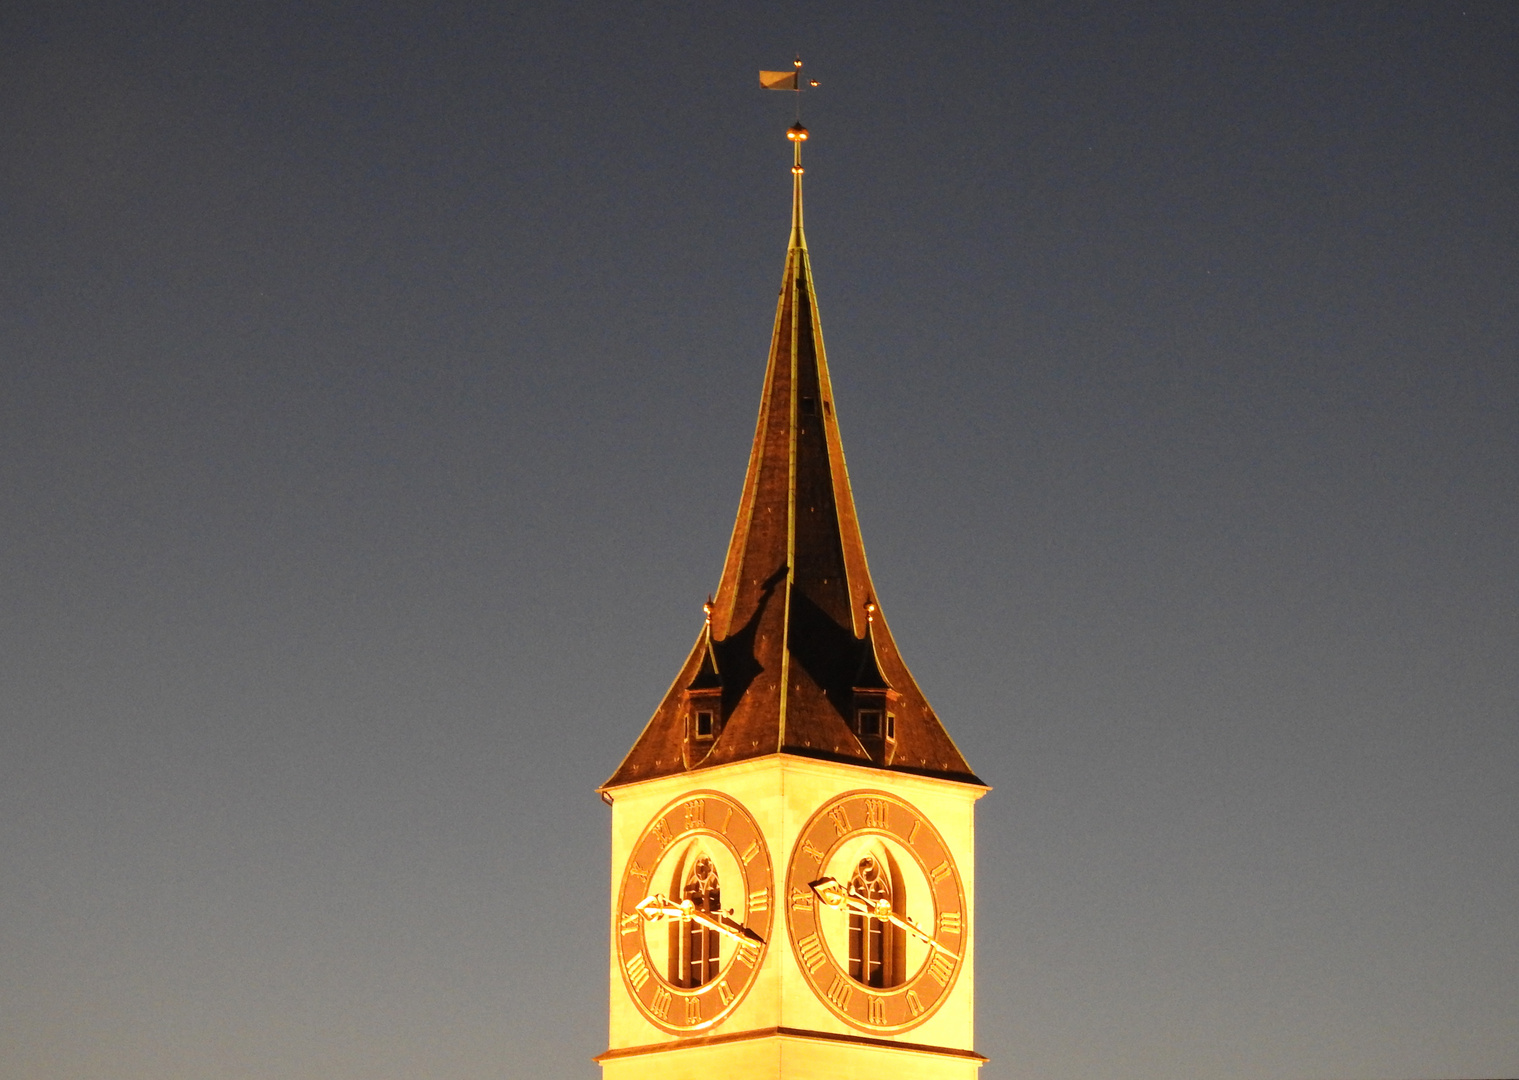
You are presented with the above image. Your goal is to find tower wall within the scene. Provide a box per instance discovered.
[603,757,984,1073]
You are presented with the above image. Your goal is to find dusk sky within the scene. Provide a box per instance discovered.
[3,3,1516,1079]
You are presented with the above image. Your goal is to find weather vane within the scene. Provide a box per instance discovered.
[758,54,819,123]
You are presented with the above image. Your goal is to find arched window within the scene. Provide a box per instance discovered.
[676,855,721,987]
[848,855,895,987]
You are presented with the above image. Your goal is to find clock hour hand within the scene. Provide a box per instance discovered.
[633,893,687,921]
[809,877,961,961]
[633,893,764,947]
[687,906,765,947]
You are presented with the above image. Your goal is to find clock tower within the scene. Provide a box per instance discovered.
[597,119,987,1079]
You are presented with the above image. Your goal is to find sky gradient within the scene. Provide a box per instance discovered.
[2,3,1517,1079]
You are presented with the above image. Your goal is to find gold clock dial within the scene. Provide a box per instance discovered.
[785,791,966,1033]
[615,791,773,1033]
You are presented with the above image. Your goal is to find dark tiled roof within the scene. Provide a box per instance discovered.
[604,148,980,790]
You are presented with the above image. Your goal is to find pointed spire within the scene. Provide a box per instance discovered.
[604,123,980,790]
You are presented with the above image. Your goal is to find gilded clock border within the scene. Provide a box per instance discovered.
[615,790,774,1035]
[784,789,966,1034]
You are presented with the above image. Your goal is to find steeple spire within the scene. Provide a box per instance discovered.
[604,123,979,790]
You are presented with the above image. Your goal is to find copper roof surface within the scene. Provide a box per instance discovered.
[604,136,980,790]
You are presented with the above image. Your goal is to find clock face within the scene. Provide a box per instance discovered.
[785,791,966,1033]
[615,791,774,1033]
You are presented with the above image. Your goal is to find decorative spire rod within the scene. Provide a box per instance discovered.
[787,121,808,245]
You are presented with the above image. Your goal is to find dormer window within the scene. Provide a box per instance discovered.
[852,682,899,765]
[684,614,723,759]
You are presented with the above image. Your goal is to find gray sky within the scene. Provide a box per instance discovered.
[2,3,1516,1079]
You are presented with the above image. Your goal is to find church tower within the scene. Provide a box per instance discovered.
[597,118,987,1080]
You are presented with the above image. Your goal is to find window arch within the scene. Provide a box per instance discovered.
[847,853,902,987]
[673,854,721,987]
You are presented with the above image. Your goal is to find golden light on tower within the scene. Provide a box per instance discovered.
[597,62,986,1080]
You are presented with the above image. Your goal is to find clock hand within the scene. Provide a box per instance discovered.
[876,906,960,960]
[633,893,686,921]
[633,893,765,946]
[810,877,867,913]
[846,884,961,960]
[809,877,961,961]
[685,906,765,946]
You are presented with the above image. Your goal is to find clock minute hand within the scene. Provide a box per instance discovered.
[877,906,960,960]
[846,885,960,960]
[813,878,961,961]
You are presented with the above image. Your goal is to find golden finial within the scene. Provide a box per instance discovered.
[788,121,809,173]
[703,596,714,625]
[864,598,878,624]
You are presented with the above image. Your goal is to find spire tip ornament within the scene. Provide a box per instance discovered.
[763,58,817,243]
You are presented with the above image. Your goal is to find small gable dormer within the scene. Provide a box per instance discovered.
[852,600,899,765]
[682,601,724,766]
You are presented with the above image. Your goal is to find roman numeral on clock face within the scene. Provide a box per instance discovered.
[828,806,850,835]
[927,951,955,987]
[790,886,813,910]
[796,933,828,972]
[864,798,889,828]
[649,987,671,1019]
[619,911,640,934]
[825,975,854,1010]
[930,859,952,884]
[937,910,961,936]
[742,839,761,864]
[747,888,768,913]
[625,952,651,991]
[684,996,701,1025]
